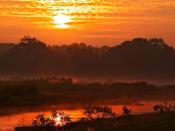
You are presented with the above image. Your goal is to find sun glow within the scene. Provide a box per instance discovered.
[53,14,72,29]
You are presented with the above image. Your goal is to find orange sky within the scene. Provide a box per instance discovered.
[0,0,175,46]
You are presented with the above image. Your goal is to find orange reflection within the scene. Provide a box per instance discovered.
[1,101,172,130]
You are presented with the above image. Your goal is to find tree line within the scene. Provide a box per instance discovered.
[0,36,175,82]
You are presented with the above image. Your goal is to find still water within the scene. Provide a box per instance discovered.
[0,101,174,130]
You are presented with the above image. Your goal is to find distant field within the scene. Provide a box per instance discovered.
[0,79,175,116]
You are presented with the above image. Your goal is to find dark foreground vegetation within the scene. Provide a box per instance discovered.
[15,111,175,131]
[0,78,175,115]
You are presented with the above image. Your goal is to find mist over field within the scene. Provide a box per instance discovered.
[1,0,175,130]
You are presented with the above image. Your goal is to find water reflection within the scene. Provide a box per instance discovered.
[1,101,174,130]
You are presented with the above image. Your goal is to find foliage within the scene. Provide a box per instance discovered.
[19,36,46,48]
[1,37,175,81]
[153,103,175,113]
[15,111,175,131]
[122,105,131,116]
[84,106,116,120]
[32,110,71,127]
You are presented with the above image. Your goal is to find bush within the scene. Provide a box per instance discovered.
[84,106,117,120]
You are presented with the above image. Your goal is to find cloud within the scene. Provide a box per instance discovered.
[0,0,175,45]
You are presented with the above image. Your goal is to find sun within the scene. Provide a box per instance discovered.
[53,14,71,29]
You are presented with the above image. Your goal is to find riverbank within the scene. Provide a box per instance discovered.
[15,111,175,131]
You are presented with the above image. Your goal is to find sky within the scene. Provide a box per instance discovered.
[0,0,175,46]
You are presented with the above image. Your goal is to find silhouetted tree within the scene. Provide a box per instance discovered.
[19,35,46,48]
[153,105,160,112]
[84,106,95,120]
[1,37,175,81]
[32,110,71,127]
[84,106,116,120]
[122,106,131,116]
